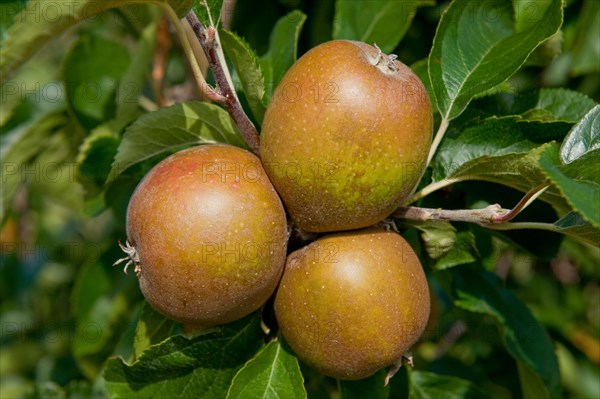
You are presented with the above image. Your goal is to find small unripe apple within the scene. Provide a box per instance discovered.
[121,144,288,328]
[261,40,433,232]
[274,229,430,380]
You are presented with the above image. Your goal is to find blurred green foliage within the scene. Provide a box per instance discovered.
[1,0,599,398]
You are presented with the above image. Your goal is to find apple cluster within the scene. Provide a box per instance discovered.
[119,40,433,380]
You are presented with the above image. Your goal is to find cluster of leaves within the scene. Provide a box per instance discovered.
[0,0,598,398]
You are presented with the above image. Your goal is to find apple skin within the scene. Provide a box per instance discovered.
[125,144,288,328]
[274,229,430,380]
[260,40,433,233]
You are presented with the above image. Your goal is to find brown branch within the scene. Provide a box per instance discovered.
[185,11,261,155]
[396,185,552,229]
[393,204,509,225]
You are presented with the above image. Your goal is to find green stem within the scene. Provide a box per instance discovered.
[408,177,462,204]
[426,116,450,167]
[481,222,561,232]
[159,4,220,102]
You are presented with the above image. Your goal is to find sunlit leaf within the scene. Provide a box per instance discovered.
[104,315,263,399]
[560,105,600,164]
[109,102,246,181]
[227,339,306,399]
[220,29,267,124]
[429,0,563,120]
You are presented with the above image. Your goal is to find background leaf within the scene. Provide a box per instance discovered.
[339,369,390,399]
[63,35,131,130]
[0,110,68,222]
[109,101,246,180]
[75,129,120,199]
[71,259,141,379]
[434,231,478,270]
[401,219,457,261]
[0,0,191,83]
[409,370,485,399]
[428,0,563,120]
[569,0,600,76]
[452,268,561,398]
[227,339,306,399]
[115,7,159,121]
[332,0,433,54]
[104,315,264,399]
[260,10,307,102]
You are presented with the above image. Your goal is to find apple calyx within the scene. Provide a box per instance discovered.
[372,43,400,74]
[113,240,141,276]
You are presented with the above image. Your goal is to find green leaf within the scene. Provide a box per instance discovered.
[339,369,390,399]
[170,0,195,18]
[410,59,435,110]
[569,0,600,76]
[430,117,575,213]
[553,212,600,247]
[116,9,160,120]
[192,0,223,27]
[402,219,457,260]
[260,10,307,102]
[332,0,433,54]
[428,0,563,120]
[0,1,25,41]
[219,29,267,124]
[0,110,68,222]
[71,260,141,379]
[409,370,485,399]
[109,101,246,181]
[539,146,600,228]
[63,34,131,130]
[0,0,187,82]
[452,268,561,398]
[521,88,596,124]
[560,105,600,164]
[434,231,478,270]
[104,315,264,399]
[76,129,120,198]
[227,339,306,399]
[133,303,177,361]
[433,117,570,182]
[466,88,595,124]
[517,360,551,399]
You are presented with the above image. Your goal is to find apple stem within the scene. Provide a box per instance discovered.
[384,353,413,386]
[407,177,462,204]
[185,11,261,155]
